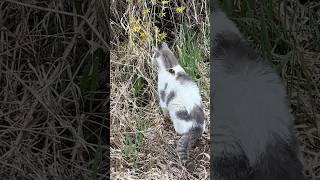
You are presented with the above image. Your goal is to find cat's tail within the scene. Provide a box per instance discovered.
[176,125,203,165]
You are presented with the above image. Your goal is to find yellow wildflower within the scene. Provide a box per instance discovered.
[144,20,151,27]
[158,12,166,17]
[161,6,169,10]
[139,35,148,44]
[142,8,150,16]
[140,31,147,39]
[129,18,136,24]
[176,6,186,14]
[158,32,167,41]
[129,18,140,25]
[131,24,141,32]
[161,0,170,5]
[150,0,156,5]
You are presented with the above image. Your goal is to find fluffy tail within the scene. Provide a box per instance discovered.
[176,126,203,165]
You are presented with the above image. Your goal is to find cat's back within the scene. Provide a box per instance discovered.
[211,1,304,179]
[174,73,202,112]
[159,68,202,111]
[213,31,288,116]
[213,32,295,165]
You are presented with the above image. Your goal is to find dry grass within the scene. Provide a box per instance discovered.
[110,0,210,179]
[0,0,108,179]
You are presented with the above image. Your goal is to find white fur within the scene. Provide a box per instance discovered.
[212,2,303,177]
[155,57,204,135]
[212,6,293,166]
[214,62,292,165]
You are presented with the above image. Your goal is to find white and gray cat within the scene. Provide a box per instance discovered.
[152,42,205,165]
[212,0,304,179]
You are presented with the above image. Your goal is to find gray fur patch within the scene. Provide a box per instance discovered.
[164,82,168,90]
[212,9,242,43]
[176,110,191,121]
[176,72,192,83]
[154,51,160,58]
[214,32,259,60]
[160,83,168,102]
[155,43,178,69]
[159,42,168,50]
[213,153,252,180]
[160,90,166,102]
[213,32,263,75]
[211,0,219,12]
[166,91,175,106]
[212,125,252,180]
[175,105,204,124]
[190,105,205,124]
[162,50,178,69]
[251,135,304,180]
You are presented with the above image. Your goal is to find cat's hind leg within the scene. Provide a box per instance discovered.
[212,127,252,180]
[251,136,303,180]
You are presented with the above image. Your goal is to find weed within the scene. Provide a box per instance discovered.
[178,26,202,81]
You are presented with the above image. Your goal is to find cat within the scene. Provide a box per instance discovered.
[211,0,304,179]
[152,42,205,165]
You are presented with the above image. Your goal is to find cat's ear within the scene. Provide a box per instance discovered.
[158,42,169,50]
[152,49,161,59]
[161,42,168,49]
[151,48,160,67]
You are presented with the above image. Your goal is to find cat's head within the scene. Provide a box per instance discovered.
[152,42,178,71]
